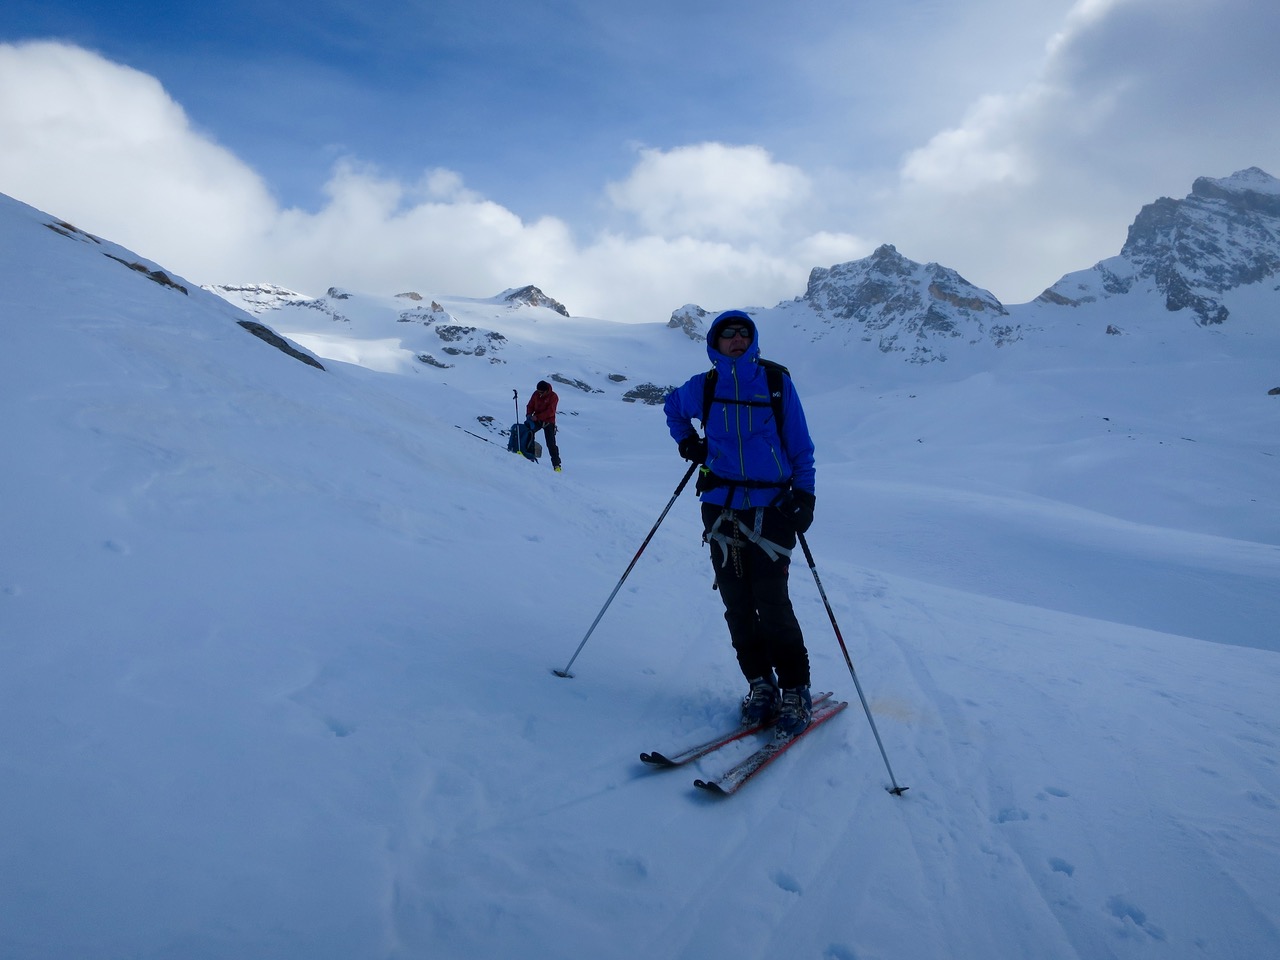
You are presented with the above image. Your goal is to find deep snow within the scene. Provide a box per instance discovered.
[2,191,1279,959]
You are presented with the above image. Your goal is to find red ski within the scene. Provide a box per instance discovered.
[693,699,849,796]
[640,692,834,767]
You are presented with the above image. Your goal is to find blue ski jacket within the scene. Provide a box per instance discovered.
[664,311,816,509]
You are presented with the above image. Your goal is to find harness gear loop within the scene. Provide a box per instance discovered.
[704,505,793,576]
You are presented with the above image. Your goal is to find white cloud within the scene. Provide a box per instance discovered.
[263,161,578,298]
[1045,0,1130,58]
[876,0,1280,302]
[0,41,276,270]
[605,143,813,241]
[0,42,864,324]
[900,93,1034,193]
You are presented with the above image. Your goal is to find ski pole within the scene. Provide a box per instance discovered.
[455,425,502,447]
[553,461,698,678]
[796,531,909,796]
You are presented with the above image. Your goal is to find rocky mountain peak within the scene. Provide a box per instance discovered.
[799,244,1017,364]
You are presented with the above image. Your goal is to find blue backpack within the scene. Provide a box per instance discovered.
[507,421,542,462]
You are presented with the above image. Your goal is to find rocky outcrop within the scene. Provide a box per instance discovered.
[502,285,570,316]
[236,321,325,369]
[667,304,711,341]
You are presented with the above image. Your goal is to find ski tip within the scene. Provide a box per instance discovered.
[640,752,675,767]
[693,779,728,795]
[550,667,575,679]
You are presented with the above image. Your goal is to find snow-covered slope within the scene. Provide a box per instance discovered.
[3,188,1280,960]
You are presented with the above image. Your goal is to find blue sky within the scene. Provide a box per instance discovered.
[3,0,1279,322]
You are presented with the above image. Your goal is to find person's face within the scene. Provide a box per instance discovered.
[716,323,752,358]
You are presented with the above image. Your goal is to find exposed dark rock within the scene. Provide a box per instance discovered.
[237,321,324,369]
[668,305,711,340]
[550,374,603,394]
[623,383,673,405]
[102,254,188,294]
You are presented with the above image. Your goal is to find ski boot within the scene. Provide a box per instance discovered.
[740,676,780,725]
[775,686,812,737]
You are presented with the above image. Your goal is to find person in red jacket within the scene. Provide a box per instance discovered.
[525,380,562,471]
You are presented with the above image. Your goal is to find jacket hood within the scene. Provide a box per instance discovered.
[705,309,760,367]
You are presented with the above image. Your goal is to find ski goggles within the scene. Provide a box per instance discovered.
[715,324,753,340]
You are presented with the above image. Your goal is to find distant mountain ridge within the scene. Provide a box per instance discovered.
[662,167,1280,363]
[203,168,1280,367]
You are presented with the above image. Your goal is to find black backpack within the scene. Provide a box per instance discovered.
[701,358,790,429]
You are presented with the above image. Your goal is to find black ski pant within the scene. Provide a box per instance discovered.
[532,421,561,467]
[701,502,810,690]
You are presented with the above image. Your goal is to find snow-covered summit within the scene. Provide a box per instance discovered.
[1196,165,1280,200]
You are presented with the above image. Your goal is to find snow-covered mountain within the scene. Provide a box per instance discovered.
[4,180,1280,960]
[1038,166,1280,325]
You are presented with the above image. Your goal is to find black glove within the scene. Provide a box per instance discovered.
[678,435,708,464]
[776,489,815,534]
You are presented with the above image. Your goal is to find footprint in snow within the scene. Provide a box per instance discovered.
[324,716,355,737]
[993,807,1029,824]
[772,870,802,895]
[1105,895,1166,941]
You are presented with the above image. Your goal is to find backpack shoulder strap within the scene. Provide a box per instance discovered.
[701,368,718,425]
[758,358,789,428]
[701,359,790,429]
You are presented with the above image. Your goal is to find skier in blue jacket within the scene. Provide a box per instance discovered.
[664,310,817,735]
